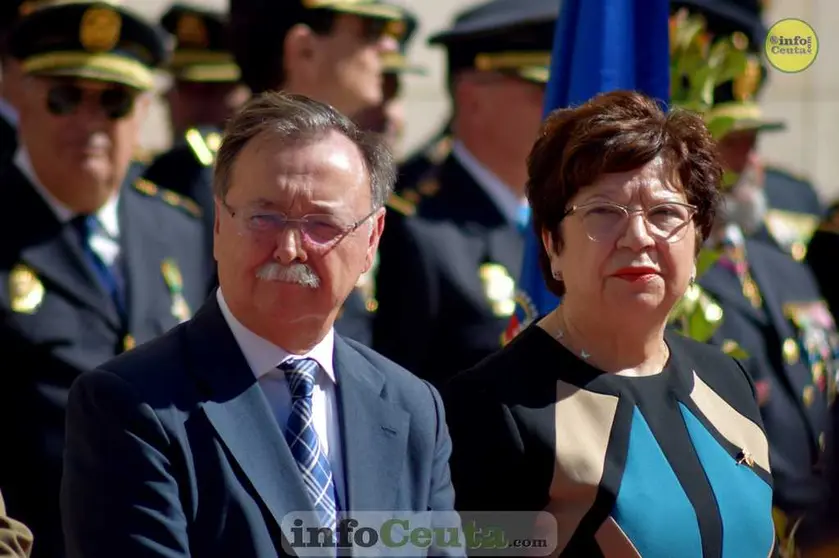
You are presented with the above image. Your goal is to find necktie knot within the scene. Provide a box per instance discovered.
[71,214,98,243]
[279,358,318,400]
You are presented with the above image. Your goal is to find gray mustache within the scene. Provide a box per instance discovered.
[256,262,320,289]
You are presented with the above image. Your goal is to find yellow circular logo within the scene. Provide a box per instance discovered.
[765,18,818,73]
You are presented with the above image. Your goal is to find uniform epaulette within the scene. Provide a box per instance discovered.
[386,192,416,216]
[392,175,441,215]
[185,128,222,167]
[132,178,203,218]
[131,145,157,165]
[424,134,452,165]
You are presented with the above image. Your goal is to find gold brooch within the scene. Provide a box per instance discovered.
[736,449,755,467]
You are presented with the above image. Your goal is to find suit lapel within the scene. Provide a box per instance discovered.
[4,166,121,329]
[187,297,313,544]
[334,337,409,513]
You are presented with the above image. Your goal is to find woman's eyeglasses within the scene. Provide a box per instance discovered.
[220,200,378,248]
[46,83,136,120]
[564,200,698,243]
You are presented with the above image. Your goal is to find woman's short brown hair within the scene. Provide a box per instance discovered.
[527,90,723,297]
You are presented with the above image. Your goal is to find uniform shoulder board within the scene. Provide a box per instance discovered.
[131,145,157,165]
[386,192,416,216]
[424,134,452,165]
[185,128,221,167]
[132,178,203,219]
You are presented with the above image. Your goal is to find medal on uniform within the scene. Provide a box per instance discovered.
[478,263,516,317]
[161,259,191,323]
[9,264,45,314]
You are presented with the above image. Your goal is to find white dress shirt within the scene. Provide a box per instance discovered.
[14,147,121,266]
[452,140,528,227]
[216,289,346,505]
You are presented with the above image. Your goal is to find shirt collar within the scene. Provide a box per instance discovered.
[452,140,528,226]
[216,288,337,383]
[0,97,18,127]
[14,147,120,238]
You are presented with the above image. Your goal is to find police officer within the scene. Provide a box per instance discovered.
[0,2,211,555]
[143,4,249,245]
[339,2,425,346]
[227,0,404,346]
[372,0,558,386]
[670,5,839,553]
[353,3,424,152]
[673,0,825,263]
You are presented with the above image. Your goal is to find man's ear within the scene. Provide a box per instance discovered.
[283,23,318,80]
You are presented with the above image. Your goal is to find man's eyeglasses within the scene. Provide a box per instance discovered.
[220,199,378,248]
[46,83,137,120]
[564,200,698,243]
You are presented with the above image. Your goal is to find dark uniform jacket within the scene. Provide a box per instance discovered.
[806,202,839,319]
[143,126,219,253]
[373,155,524,386]
[0,165,212,557]
[698,238,837,524]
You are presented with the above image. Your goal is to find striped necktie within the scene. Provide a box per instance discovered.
[279,358,337,532]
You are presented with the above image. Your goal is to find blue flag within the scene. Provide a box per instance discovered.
[503,0,671,344]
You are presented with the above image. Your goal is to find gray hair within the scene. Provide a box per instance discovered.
[213,91,396,209]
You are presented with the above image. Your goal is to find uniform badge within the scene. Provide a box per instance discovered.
[161,259,191,323]
[176,13,209,48]
[80,6,121,52]
[478,263,516,317]
[9,264,45,314]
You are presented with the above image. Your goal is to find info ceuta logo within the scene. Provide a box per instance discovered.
[765,18,819,73]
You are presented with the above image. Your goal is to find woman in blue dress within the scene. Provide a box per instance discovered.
[443,90,778,557]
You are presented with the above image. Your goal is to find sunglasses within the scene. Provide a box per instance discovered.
[46,83,137,120]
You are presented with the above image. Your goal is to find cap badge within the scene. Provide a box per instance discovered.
[80,6,122,52]
[176,13,209,49]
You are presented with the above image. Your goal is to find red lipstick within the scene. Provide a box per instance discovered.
[612,266,660,282]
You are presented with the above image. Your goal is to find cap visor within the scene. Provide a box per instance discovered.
[23,52,154,90]
[173,64,242,83]
[516,66,549,83]
[316,2,402,20]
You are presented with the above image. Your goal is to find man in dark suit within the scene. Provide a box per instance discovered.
[372,0,558,386]
[143,3,250,245]
[61,91,458,556]
[0,3,211,556]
